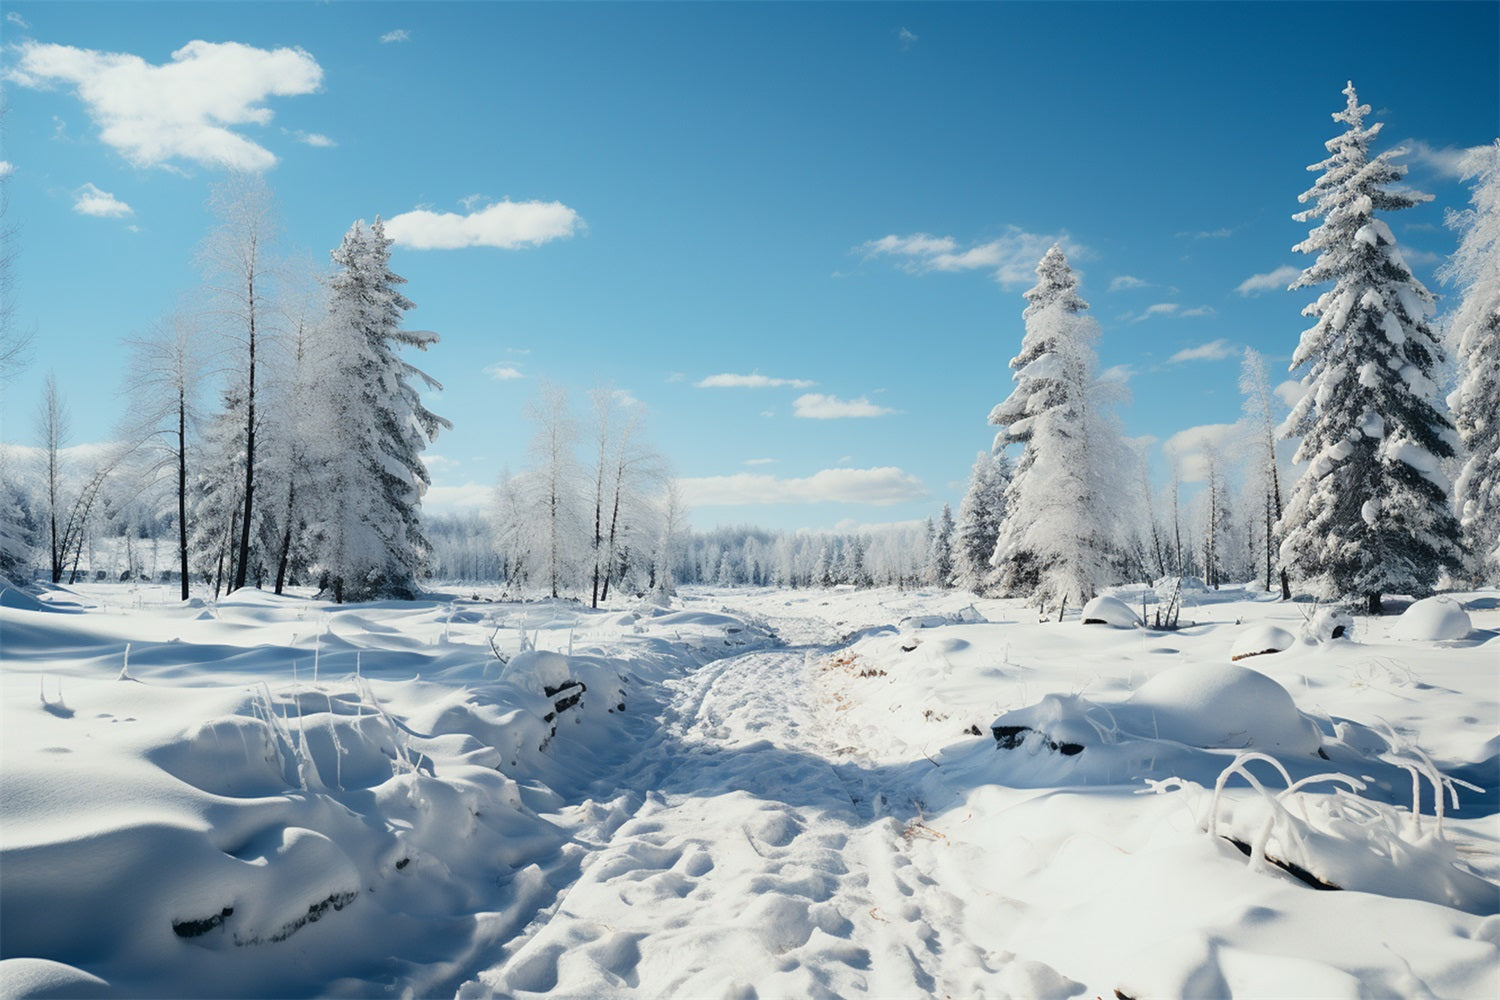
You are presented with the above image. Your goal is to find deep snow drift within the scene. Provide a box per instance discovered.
[1,579,1496,998]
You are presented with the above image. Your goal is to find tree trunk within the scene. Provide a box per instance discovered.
[274,475,295,595]
[177,392,190,601]
[234,274,256,593]
[1367,592,1382,616]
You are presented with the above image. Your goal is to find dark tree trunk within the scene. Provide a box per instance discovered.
[274,475,295,595]
[1367,592,1382,616]
[233,269,256,592]
[177,391,190,601]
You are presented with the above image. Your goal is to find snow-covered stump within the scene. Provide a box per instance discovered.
[1229,624,1296,661]
[1080,595,1141,628]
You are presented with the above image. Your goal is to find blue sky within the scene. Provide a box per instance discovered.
[2,2,1496,531]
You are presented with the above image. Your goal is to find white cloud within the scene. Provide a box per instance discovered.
[1144,302,1179,318]
[385,199,581,250]
[1167,338,1236,364]
[793,393,897,419]
[696,372,816,389]
[8,40,324,171]
[1236,265,1301,297]
[459,193,486,211]
[72,182,132,218]
[287,129,335,148]
[859,227,1088,290]
[423,454,461,473]
[897,27,919,49]
[423,482,493,513]
[1273,379,1308,409]
[379,29,411,44]
[1176,227,1235,240]
[484,363,524,381]
[1180,305,1216,318]
[0,161,13,179]
[677,466,927,507]
[744,458,775,466]
[6,12,29,29]
[1397,139,1488,180]
[1109,275,1148,291]
[1100,363,1137,384]
[1163,423,1244,483]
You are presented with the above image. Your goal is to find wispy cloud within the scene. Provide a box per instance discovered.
[859,227,1088,290]
[1109,275,1148,291]
[285,128,335,148]
[385,199,582,250]
[1236,265,1300,297]
[1167,338,1236,364]
[7,40,323,171]
[1101,363,1137,384]
[793,393,897,419]
[1176,227,1236,240]
[898,27,919,49]
[73,182,132,218]
[677,466,927,507]
[0,161,13,179]
[380,29,411,44]
[484,363,524,381]
[696,372,816,389]
[1397,138,1488,180]
[6,12,29,29]
[744,458,775,466]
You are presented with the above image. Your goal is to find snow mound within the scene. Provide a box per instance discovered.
[0,958,110,998]
[1391,597,1472,641]
[1,582,52,612]
[1080,595,1141,627]
[990,694,1104,755]
[1124,662,1322,754]
[1229,624,1296,661]
[1301,607,1353,642]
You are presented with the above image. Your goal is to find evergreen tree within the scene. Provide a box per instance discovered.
[926,503,955,588]
[1279,83,1463,613]
[1441,141,1500,584]
[306,219,450,602]
[989,245,1115,606]
[954,449,1010,593]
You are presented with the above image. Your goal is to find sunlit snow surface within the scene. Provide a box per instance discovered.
[1,580,1496,998]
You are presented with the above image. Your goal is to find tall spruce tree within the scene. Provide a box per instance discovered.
[926,503,955,588]
[989,245,1113,607]
[307,218,449,602]
[1441,141,1500,584]
[1279,83,1463,613]
[954,449,1009,593]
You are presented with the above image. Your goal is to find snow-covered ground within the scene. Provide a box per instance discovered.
[1,580,1496,998]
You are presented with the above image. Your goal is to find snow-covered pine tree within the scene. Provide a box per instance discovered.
[1440,141,1500,584]
[1279,83,1464,614]
[989,245,1114,607]
[306,218,450,602]
[926,503,955,588]
[953,449,1010,593]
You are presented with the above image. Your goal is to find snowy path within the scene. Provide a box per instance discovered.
[460,638,988,998]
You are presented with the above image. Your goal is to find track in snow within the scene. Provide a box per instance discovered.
[457,639,994,998]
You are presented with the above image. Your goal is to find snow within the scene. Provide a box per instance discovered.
[1079,593,1141,627]
[1391,596,1474,641]
[1230,622,1298,660]
[2,581,1496,997]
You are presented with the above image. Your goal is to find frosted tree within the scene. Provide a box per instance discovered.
[189,384,251,595]
[1239,348,1291,597]
[305,218,449,602]
[198,175,281,592]
[1440,141,1500,583]
[926,503,955,588]
[36,373,68,582]
[1279,83,1463,614]
[989,245,1117,607]
[953,449,1009,593]
[585,386,666,606]
[121,310,207,600]
[499,382,587,599]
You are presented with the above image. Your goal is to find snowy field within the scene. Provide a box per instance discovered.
[1,580,1496,999]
